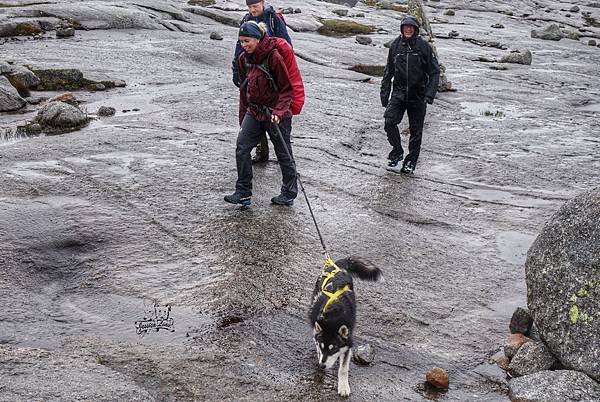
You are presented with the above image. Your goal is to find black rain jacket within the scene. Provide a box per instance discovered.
[380,34,440,105]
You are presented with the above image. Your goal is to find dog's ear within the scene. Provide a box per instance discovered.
[339,325,349,339]
[314,322,322,334]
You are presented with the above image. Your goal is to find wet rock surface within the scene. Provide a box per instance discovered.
[34,101,90,133]
[525,188,600,381]
[1,0,599,400]
[508,370,600,402]
[508,341,557,377]
[0,75,26,111]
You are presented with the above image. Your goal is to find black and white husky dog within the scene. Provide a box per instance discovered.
[309,256,382,397]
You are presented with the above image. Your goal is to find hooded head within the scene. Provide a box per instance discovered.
[400,15,420,39]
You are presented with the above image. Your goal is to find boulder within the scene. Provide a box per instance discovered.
[508,341,557,377]
[34,101,89,132]
[97,106,116,117]
[510,307,534,334]
[2,65,41,96]
[320,0,359,6]
[565,31,580,40]
[500,49,533,65]
[0,76,26,112]
[525,188,600,380]
[531,24,564,41]
[509,370,600,402]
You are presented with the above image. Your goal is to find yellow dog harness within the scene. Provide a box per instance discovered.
[320,257,351,313]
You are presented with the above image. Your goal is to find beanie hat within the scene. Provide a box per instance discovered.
[246,0,262,5]
[239,20,264,39]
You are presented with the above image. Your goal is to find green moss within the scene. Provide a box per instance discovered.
[576,288,588,297]
[15,22,42,36]
[349,64,385,77]
[583,16,600,28]
[317,19,375,37]
[569,304,579,324]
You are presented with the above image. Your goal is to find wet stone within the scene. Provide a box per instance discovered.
[589,39,597,46]
[97,106,116,117]
[569,6,580,13]
[444,10,455,16]
[497,356,510,371]
[0,75,26,112]
[508,341,557,377]
[531,24,564,41]
[353,344,374,365]
[565,31,580,40]
[500,49,532,65]
[491,23,505,28]
[210,32,223,40]
[449,30,460,38]
[426,367,449,389]
[56,27,75,38]
[356,35,372,45]
[294,8,301,13]
[510,307,533,334]
[509,370,600,402]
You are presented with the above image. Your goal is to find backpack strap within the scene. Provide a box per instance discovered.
[244,48,279,92]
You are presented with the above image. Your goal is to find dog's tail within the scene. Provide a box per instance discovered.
[340,256,382,281]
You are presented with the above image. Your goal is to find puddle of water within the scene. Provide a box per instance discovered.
[496,231,536,265]
[460,101,506,118]
[84,93,163,117]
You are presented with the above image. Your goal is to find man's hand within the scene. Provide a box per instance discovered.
[425,96,434,105]
[271,114,280,124]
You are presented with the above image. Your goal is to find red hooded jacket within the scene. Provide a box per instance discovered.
[237,36,294,125]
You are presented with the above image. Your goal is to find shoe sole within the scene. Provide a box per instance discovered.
[224,197,252,206]
[386,165,403,173]
[271,199,294,206]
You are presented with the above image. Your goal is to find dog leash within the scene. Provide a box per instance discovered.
[262,107,331,260]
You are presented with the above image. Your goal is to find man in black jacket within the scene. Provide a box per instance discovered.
[380,16,440,174]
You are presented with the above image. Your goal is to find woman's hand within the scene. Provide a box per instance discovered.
[271,114,280,124]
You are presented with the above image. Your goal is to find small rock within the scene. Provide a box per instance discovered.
[444,9,455,16]
[510,307,533,334]
[491,23,505,28]
[333,9,348,17]
[18,122,42,135]
[56,27,75,38]
[355,12,365,18]
[566,13,571,17]
[500,49,532,65]
[531,24,564,41]
[504,333,531,358]
[97,106,116,117]
[209,31,223,40]
[565,31,580,40]
[26,96,46,105]
[426,367,449,389]
[356,35,372,45]
[508,341,557,377]
[448,30,460,38]
[569,5,580,13]
[93,83,106,91]
[280,7,294,14]
[294,8,301,14]
[112,79,126,88]
[353,344,374,365]
[589,39,597,46]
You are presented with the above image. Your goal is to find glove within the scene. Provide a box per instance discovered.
[381,98,389,108]
[425,96,434,105]
[233,76,240,88]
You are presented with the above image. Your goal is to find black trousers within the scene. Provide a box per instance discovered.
[235,113,297,199]
[383,95,427,167]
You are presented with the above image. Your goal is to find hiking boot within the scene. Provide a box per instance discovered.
[270,194,294,206]
[387,154,403,168]
[400,160,415,174]
[224,192,251,206]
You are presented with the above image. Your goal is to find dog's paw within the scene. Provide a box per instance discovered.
[338,383,351,397]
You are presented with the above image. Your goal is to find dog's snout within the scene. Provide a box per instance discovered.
[319,363,327,369]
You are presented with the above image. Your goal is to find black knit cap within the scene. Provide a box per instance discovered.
[246,0,262,5]
[239,21,264,39]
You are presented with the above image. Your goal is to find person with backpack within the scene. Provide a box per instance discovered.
[381,16,440,174]
[224,21,297,207]
[232,0,292,164]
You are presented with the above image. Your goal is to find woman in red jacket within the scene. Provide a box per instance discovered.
[224,21,297,207]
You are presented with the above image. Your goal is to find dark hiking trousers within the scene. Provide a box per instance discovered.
[235,112,297,199]
[384,95,427,167]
